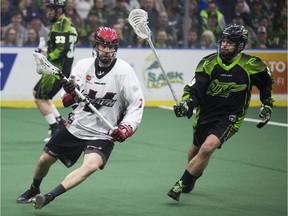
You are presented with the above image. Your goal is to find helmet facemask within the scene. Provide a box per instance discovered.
[219,39,244,61]
[218,24,248,62]
[92,27,118,66]
[46,0,66,22]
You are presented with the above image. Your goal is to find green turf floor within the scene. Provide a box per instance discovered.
[1,107,287,216]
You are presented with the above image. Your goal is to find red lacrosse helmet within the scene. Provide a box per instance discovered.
[94,26,118,49]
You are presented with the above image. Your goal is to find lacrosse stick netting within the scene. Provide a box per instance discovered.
[128,9,179,104]
[34,51,60,76]
[33,52,116,131]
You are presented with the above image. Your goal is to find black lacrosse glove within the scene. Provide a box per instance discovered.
[61,79,77,94]
[257,104,273,128]
[173,98,194,119]
[111,124,133,143]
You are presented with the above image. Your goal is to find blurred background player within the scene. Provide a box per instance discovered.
[33,0,78,142]
[167,24,274,202]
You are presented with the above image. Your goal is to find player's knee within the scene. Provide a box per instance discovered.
[82,161,101,175]
[198,142,219,158]
[38,153,56,167]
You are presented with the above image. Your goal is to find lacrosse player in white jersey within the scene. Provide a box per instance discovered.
[16,26,144,210]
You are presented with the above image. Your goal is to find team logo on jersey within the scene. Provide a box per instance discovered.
[207,79,247,97]
[0,53,17,90]
[142,54,184,89]
[84,91,117,112]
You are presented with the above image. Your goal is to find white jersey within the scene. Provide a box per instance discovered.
[65,57,144,140]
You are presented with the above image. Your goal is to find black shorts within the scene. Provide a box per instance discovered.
[44,125,114,168]
[193,117,239,148]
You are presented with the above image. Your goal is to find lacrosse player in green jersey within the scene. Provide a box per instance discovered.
[33,0,78,142]
[167,24,275,201]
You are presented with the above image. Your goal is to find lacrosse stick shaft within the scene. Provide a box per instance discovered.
[60,74,115,131]
[74,88,115,131]
[33,52,115,131]
[146,38,179,104]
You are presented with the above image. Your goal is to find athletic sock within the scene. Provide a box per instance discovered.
[180,169,196,186]
[32,178,42,190]
[44,113,57,125]
[49,184,66,198]
[50,103,61,119]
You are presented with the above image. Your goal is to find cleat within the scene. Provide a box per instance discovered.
[182,183,195,193]
[44,123,59,143]
[167,180,184,201]
[56,116,66,126]
[16,185,40,204]
[32,193,54,209]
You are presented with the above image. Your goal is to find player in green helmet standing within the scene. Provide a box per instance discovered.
[33,0,78,142]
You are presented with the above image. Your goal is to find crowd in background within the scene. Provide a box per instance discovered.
[1,0,287,49]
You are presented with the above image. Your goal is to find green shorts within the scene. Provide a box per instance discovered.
[34,74,62,99]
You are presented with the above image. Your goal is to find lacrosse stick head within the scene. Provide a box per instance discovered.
[128,9,151,40]
[33,51,62,78]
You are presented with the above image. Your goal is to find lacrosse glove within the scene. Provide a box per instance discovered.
[61,78,77,94]
[111,124,133,143]
[173,98,194,119]
[257,104,273,128]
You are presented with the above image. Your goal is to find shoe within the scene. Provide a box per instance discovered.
[167,180,184,201]
[182,173,202,193]
[32,193,54,209]
[16,185,40,204]
[182,182,195,193]
[44,123,59,142]
[56,116,66,126]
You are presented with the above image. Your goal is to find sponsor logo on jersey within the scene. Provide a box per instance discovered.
[94,82,106,85]
[97,71,105,76]
[86,75,92,81]
[143,54,184,89]
[0,53,17,90]
[229,114,237,122]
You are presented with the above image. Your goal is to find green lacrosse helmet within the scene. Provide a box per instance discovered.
[219,24,249,61]
[46,0,66,9]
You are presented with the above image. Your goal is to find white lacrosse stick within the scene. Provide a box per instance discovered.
[128,9,179,104]
[33,51,116,132]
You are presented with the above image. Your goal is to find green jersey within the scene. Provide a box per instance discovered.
[47,14,78,73]
[34,15,78,99]
[182,52,274,129]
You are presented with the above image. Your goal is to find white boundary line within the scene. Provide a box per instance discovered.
[158,105,288,128]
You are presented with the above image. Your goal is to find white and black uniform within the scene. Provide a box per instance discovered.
[66,57,144,140]
[44,57,144,168]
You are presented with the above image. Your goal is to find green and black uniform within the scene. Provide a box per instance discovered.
[182,52,274,147]
[34,15,78,99]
